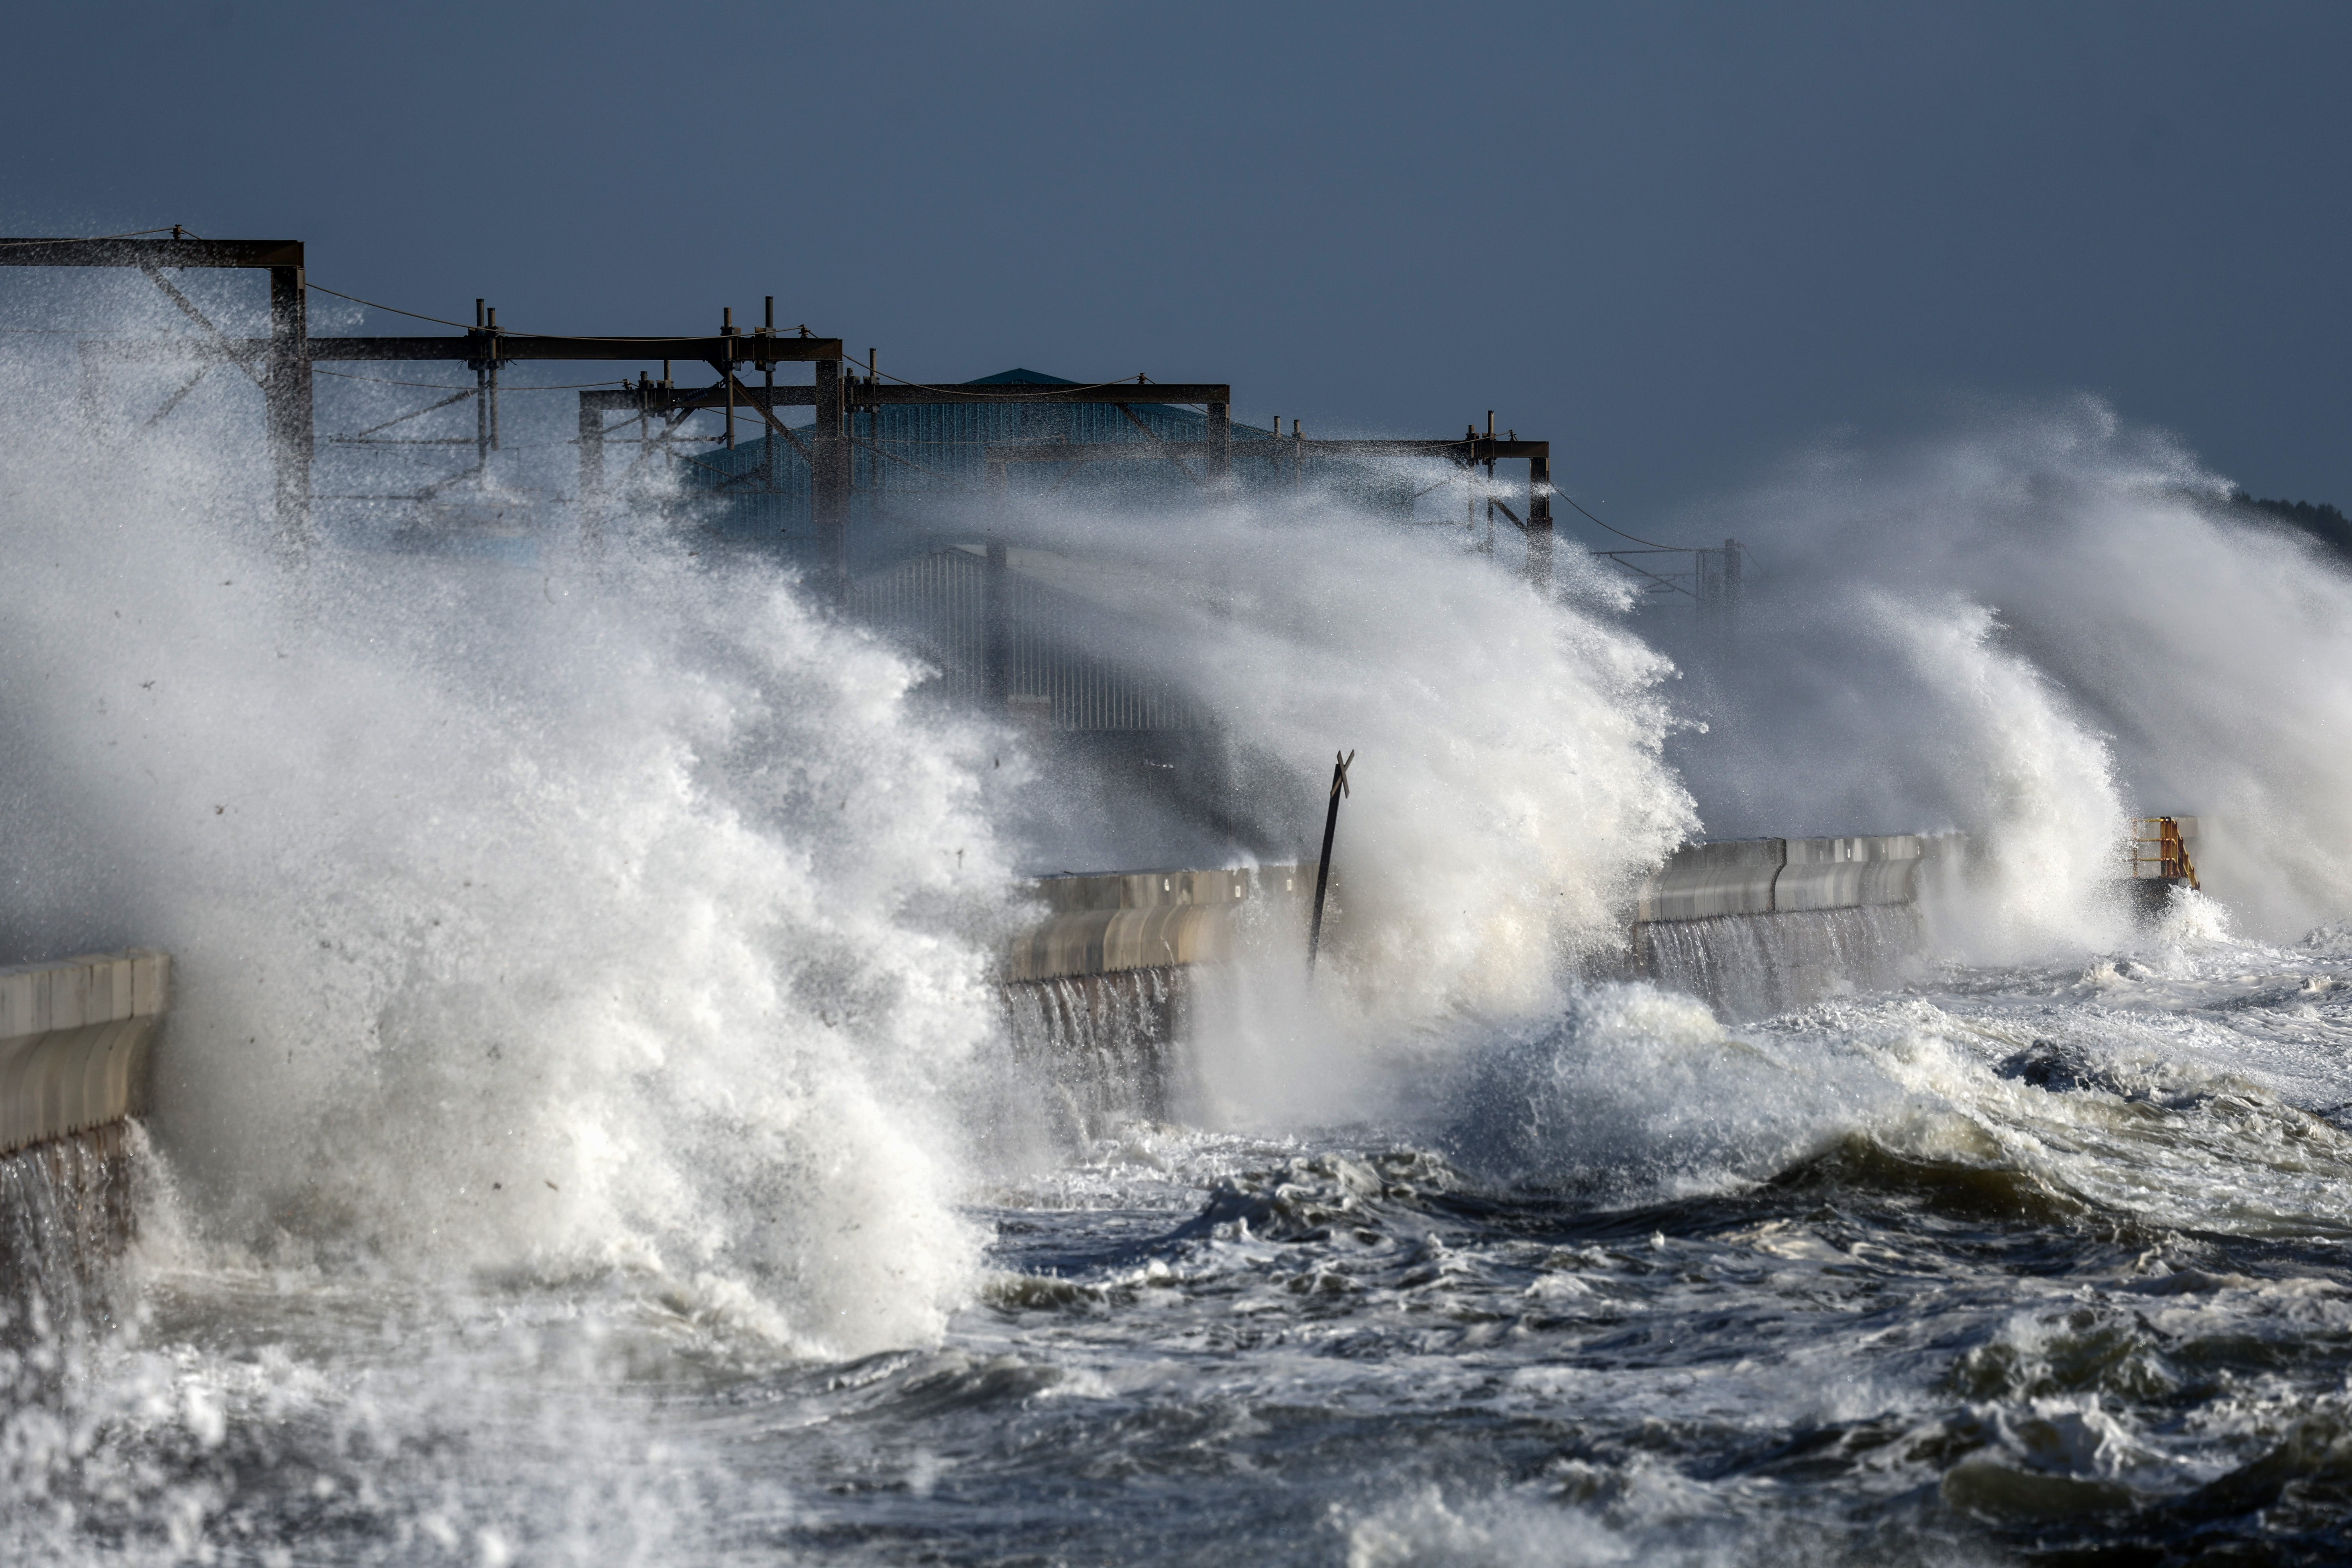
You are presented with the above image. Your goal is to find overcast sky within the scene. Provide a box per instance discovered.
[4,0,2345,533]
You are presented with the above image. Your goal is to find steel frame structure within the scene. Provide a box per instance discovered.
[1,235,843,557]
[4,234,1565,601]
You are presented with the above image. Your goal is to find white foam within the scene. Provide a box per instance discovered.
[0,402,1014,1358]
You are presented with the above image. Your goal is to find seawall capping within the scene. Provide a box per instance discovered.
[1010,864,1313,981]
[1634,834,1936,924]
[1023,864,1311,915]
[0,949,171,1038]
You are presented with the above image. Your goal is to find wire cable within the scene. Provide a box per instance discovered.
[303,283,477,331]
[1553,491,1700,552]
[0,227,186,249]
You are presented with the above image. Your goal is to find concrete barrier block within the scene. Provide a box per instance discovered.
[49,955,108,1030]
[1634,839,1785,922]
[0,964,51,1038]
[0,1014,161,1157]
[0,950,164,1034]
[1775,835,1926,911]
[1010,863,1308,981]
[130,950,171,1017]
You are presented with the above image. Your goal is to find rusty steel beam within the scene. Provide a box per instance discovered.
[304,334,845,365]
[584,379,1228,409]
[983,437,1549,463]
[0,237,303,268]
[79,333,846,365]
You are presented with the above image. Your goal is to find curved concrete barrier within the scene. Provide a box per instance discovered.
[1009,903,1235,983]
[1632,839,1786,922]
[1773,836,1925,912]
[1007,865,1308,983]
[1633,835,1931,923]
[0,950,169,1157]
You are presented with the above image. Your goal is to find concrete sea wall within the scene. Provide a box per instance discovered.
[0,949,169,1323]
[1631,835,1936,924]
[1627,837,1939,1016]
[0,949,170,1158]
[1001,866,1309,1138]
[1007,864,1310,983]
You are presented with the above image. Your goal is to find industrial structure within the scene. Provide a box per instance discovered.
[7,234,1567,579]
[6,233,1598,812]
[6,232,1751,830]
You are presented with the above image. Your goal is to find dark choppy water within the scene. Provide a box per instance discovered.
[14,903,2352,1566]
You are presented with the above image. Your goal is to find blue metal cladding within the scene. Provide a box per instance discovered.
[664,369,1417,729]
[846,546,1212,732]
[673,367,1412,562]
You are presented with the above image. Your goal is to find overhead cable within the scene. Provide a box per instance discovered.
[0,227,186,249]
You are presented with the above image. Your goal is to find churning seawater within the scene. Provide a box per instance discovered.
[6,384,2352,1566]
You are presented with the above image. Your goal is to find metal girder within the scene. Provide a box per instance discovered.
[582,379,1228,410]
[983,436,1549,463]
[581,384,817,412]
[305,334,845,365]
[76,334,845,365]
[0,237,303,268]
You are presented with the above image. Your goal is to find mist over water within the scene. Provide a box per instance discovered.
[1007,495,1696,1016]
[1664,397,2352,944]
[1,399,1020,1358]
[4,354,2352,1564]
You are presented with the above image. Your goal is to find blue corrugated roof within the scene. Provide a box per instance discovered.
[968,368,1077,386]
[672,365,1407,569]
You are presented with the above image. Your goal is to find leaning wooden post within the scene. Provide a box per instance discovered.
[1307,749,1354,975]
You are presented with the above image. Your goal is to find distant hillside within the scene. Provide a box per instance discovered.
[2230,491,2352,560]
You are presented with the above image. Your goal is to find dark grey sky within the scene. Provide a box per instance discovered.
[4,0,2346,529]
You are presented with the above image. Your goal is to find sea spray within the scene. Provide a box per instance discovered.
[1666,396,2352,943]
[0,406,1020,1356]
[1003,492,1700,1007]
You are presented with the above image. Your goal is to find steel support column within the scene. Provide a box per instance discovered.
[266,264,312,549]
[812,356,847,599]
[1526,449,1554,595]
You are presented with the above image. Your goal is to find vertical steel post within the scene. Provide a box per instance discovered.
[762,296,776,493]
[1465,427,1477,532]
[1525,449,1555,595]
[489,316,501,453]
[1696,538,1741,644]
[266,263,312,550]
[1206,399,1230,487]
[473,300,489,468]
[813,355,847,599]
[1307,749,1354,976]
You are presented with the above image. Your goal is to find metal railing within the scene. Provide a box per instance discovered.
[2127,816,2200,889]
